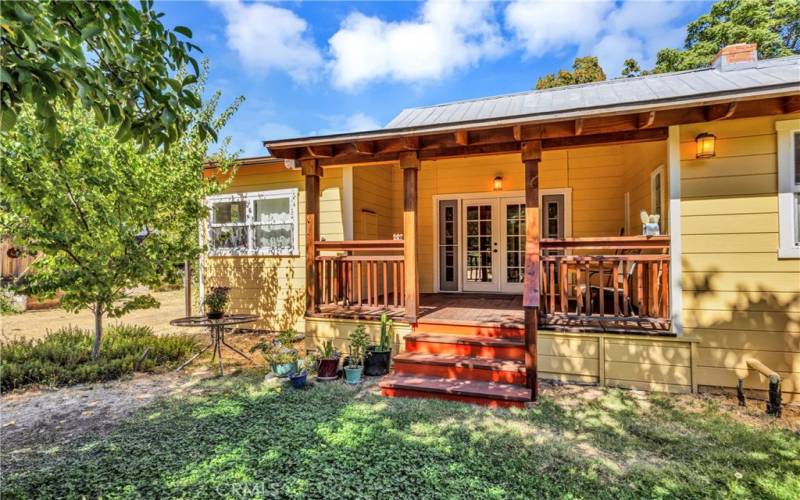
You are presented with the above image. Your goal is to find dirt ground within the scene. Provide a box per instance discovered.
[1,289,193,341]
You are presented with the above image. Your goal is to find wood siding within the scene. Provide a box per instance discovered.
[679,114,800,400]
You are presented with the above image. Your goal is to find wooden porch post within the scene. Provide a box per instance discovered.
[522,141,542,401]
[302,159,323,315]
[400,151,419,323]
[183,259,191,317]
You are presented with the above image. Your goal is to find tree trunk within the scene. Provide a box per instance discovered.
[92,306,103,361]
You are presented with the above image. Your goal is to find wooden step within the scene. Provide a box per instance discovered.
[379,374,531,408]
[393,352,526,384]
[405,333,525,361]
[414,320,523,338]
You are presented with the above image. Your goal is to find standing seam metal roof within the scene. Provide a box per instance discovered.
[384,56,800,130]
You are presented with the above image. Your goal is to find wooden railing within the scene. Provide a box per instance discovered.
[539,236,671,324]
[315,240,405,310]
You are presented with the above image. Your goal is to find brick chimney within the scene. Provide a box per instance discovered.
[711,43,757,71]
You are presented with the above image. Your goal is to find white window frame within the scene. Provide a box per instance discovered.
[205,188,299,257]
[776,119,800,259]
[650,165,665,222]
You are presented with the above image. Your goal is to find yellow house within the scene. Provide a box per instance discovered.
[204,44,800,407]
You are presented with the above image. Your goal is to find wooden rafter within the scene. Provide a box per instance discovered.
[784,95,800,114]
[541,128,667,149]
[706,102,738,121]
[638,111,656,129]
[305,145,333,158]
[454,130,469,146]
[574,118,584,136]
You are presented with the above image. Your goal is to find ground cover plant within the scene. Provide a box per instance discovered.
[0,325,196,391]
[2,373,797,499]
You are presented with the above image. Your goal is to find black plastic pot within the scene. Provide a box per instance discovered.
[317,358,340,380]
[364,346,392,376]
[206,311,224,320]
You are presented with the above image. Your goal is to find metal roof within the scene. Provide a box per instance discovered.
[264,56,800,148]
[385,56,800,129]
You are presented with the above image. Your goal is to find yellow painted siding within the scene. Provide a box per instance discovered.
[622,141,667,234]
[204,164,345,332]
[304,317,413,355]
[353,164,397,240]
[679,113,800,400]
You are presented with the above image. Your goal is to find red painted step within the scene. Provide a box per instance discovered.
[413,321,524,338]
[393,352,526,384]
[404,333,525,361]
[379,374,531,408]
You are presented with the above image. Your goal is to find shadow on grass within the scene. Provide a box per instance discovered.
[2,376,798,499]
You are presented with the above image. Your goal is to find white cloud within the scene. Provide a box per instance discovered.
[505,0,688,76]
[212,0,323,83]
[328,0,506,89]
[311,112,382,136]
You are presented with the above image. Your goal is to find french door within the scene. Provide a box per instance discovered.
[460,197,525,293]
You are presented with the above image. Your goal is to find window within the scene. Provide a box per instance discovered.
[206,189,298,256]
[777,119,800,258]
[650,166,665,221]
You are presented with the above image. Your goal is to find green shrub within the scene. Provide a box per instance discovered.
[0,325,197,391]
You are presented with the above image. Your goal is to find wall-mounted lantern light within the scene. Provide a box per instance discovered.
[493,175,503,191]
[695,132,716,159]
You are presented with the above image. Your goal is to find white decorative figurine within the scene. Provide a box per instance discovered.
[640,209,661,236]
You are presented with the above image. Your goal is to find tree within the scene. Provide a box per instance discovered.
[654,0,800,72]
[0,1,214,148]
[535,56,607,90]
[621,58,643,78]
[0,66,242,360]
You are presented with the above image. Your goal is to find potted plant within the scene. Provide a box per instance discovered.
[203,287,229,319]
[364,313,394,376]
[250,337,298,378]
[316,339,340,381]
[290,352,317,389]
[344,325,370,384]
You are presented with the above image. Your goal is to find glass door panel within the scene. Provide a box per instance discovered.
[463,200,498,291]
[500,198,526,293]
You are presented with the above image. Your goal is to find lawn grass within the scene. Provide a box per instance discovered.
[2,374,798,499]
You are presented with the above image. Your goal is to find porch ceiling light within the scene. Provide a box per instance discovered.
[695,132,716,159]
[493,176,503,191]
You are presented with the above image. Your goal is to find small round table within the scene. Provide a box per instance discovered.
[170,314,258,375]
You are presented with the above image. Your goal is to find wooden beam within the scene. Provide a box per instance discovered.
[521,140,542,162]
[542,128,668,150]
[523,157,540,402]
[454,130,469,146]
[784,95,800,114]
[304,161,321,314]
[419,142,520,160]
[400,152,419,322]
[638,111,656,129]
[574,118,584,136]
[706,102,738,121]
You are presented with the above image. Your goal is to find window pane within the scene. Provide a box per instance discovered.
[212,201,246,224]
[255,224,293,250]
[210,226,247,249]
[254,197,291,222]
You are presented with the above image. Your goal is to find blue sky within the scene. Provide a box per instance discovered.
[156,0,712,157]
